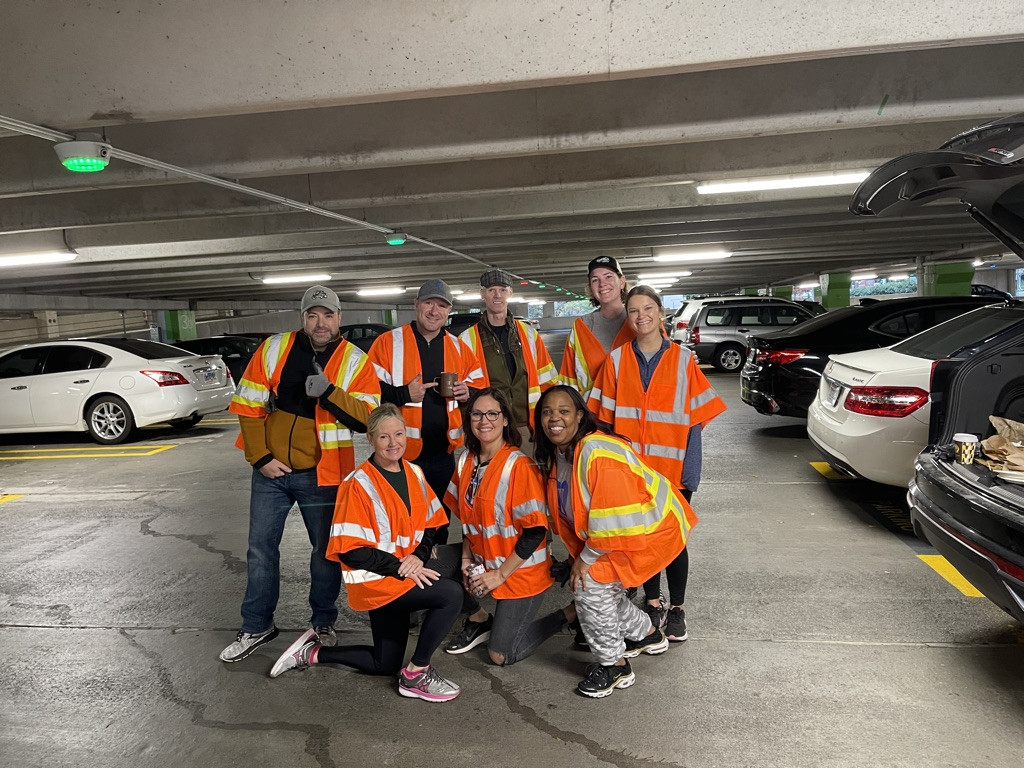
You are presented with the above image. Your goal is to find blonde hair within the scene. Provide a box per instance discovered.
[366,403,403,438]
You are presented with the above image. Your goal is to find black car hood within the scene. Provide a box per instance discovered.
[851,113,1024,258]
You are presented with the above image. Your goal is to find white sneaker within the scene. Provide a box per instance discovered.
[398,665,461,702]
[269,629,319,678]
[218,625,279,662]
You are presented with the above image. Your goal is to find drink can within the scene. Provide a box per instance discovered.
[467,563,486,596]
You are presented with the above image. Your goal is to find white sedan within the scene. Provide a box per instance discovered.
[806,303,1021,487]
[807,347,931,487]
[0,338,235,444]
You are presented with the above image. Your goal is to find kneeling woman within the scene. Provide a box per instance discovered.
[443,387,573,664]
[535,385,697,698]
[269,403,463,703]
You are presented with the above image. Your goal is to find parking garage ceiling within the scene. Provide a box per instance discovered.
[2,3,1024,314]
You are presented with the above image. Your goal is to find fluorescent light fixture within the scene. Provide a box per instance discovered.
[457,294,482,302]
[696,171,870,195]
[972,258,984,267]
[357,286,406,297]
[0,250,78,268]
[888,273,909,281]
[797,281,820,289]
[527,299,546,305]
[506,296,528,304]
[637,271,692,280]
[450,289,465,296]
[851,273,877,281]
[652,250,731,263]
[261,273,332,284]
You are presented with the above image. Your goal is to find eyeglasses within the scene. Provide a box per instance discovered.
[469,410,501,421]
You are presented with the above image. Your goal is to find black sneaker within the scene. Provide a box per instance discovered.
[577,661,635,698]
[643,600,666,630]
[625,586,638,600]
[666,607,688,642]
[623,627,669,658]
[444,614,492,654]
[568,618,589,650]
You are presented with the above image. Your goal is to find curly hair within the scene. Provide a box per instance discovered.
[533,385,598,474]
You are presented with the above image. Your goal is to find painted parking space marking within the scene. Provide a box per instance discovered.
[810,462,988,597]
[0,445,177,460]
[917,554,984,597]
[0,494,24,505]
[810,461,855,480]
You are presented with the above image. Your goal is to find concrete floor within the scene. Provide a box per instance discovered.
[2,372,1023,768]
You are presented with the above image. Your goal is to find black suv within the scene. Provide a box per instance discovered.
[853,112,1024,622]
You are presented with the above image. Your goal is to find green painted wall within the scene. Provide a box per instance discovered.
[921,261,973,296]
[773,286,793,300]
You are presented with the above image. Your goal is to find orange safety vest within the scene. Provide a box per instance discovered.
[460,320,557,430]
[229,331,381,485]
[559,313,634,398]
[444,443,553,600]
[326,459,447,611]
[588,342,726,487]
[366,325,478,460]
[545,433,695,587]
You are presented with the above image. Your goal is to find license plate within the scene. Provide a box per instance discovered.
[203,369,217,383]
[824,377,842,407]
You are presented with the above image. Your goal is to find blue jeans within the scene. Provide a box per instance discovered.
[240,467,341,633]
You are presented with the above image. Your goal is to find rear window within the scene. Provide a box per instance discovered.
[890,305,1024,359]
[87,338,198,360]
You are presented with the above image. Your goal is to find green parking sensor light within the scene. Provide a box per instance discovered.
[386,232,408,246]
[54,139,111,172]
[538,283,546,289]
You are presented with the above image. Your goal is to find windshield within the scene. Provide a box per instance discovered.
[890,305,1024,359]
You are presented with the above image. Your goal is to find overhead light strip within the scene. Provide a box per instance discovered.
[696,171,870,195]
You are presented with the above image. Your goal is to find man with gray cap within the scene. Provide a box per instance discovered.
[220,284,381,664]
[460,268,556,446]
[366,278,475,545]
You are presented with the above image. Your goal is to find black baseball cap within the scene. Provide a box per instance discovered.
[587,256,623,276]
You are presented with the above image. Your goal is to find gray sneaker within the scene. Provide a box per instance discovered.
[313,625,337,647]
[269,629,319,678]
[218,625,279,662]
[398,665,461,702]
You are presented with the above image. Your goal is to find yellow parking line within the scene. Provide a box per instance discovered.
[0,445,176,460]
[810,461,853,480]
[918,554,984,597]
[0,494,24,504]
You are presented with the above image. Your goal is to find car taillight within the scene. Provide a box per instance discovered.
[690,326,700,343]
[675,320,688,331]
[843,386,929,417]
[754,349,808,366]
[141,369,190,386]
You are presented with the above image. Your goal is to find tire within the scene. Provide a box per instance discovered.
[85,395,135,445]
[713,343,745,373]
[170,414,203,431]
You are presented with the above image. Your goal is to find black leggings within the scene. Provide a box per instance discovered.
[316,577,462,673]
[643,545,689,607]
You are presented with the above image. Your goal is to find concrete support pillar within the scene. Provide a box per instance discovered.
[34,310,59,339]
[742,287,759,296]
[920,262,974,297]
[773,286,793,301]
[820,272,851,309]
[158,310,197,342]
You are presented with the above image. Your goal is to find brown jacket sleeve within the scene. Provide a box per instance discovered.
[238,415,274,468]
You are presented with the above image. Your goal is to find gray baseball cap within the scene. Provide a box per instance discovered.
[300,284,341,313]
[415,279,454,305]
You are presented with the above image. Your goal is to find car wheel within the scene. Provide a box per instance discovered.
[86,395,135,445]
[170,414,203,430]
[713,343,745,373]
